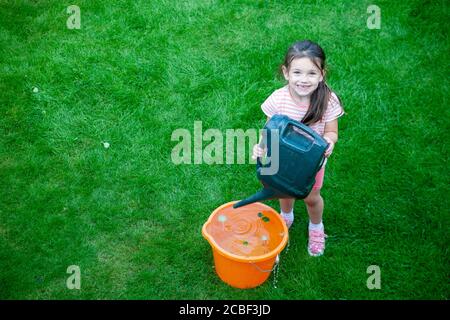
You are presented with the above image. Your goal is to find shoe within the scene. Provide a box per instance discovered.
[281,213,294,229]
[308,229,327,256]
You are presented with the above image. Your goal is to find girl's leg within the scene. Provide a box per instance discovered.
[304,189,323,224]
[279,198,295,228]
[280,198,295,213]
[304,189,327,256]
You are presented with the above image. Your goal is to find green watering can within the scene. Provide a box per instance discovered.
[233,114,329,209]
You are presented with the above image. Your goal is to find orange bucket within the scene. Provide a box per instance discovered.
[202,201,288,289]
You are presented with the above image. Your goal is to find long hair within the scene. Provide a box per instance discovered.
[281,40,342,125]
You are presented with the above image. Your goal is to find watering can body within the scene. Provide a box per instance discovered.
[233,114,329,209]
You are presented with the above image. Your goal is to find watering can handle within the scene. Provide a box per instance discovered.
[279,120,317,153]
[280,119,316,140]
[256,156,262,167]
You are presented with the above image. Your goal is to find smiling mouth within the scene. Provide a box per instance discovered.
[296,85,311,90]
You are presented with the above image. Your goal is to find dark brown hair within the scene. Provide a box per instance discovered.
[281,40,342,125]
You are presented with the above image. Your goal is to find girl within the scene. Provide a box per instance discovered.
[252,40,344,256]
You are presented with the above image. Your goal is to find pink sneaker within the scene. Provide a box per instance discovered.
[281,213,294,229]
[308,229,327,256]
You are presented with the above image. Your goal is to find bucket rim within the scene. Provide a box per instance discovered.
[202,201,289,263]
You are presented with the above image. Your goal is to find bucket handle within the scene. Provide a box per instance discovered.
[250,255,280,273]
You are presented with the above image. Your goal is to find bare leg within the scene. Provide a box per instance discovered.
[279,198,295,213]
[304,189,323,224]
[304,189,327,256]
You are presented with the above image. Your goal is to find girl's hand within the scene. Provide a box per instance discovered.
[323,136,335,158]
[252,144,267,160]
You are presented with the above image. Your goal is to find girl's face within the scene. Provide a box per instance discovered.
[282,57,324,100]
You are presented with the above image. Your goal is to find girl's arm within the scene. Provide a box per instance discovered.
[252,117,270,160]
[257,117,271,147]
[323,119,338,157]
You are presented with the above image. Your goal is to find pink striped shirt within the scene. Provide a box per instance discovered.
[261,85,344,136]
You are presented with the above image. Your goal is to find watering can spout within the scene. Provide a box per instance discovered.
[233,188,278,209]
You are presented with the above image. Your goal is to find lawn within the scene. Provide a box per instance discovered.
[0,0,448,299]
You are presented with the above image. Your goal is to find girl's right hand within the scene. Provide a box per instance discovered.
[252,144,267,160]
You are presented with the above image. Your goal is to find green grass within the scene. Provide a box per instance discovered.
[0,0,448,299]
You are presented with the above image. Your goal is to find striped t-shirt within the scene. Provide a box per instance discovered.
[261,85,344,136]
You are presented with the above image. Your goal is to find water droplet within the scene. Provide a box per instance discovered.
[272,255,280,289]
[285,238,290,253]
[218,215,227,222]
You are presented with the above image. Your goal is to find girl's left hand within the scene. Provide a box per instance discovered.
[323,136,335,158]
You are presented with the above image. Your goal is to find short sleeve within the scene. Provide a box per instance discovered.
[261,93,278,118]
[323,92,344,122]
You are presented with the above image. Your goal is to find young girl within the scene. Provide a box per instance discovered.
[252,40,344,257]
